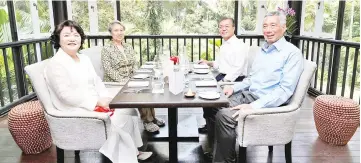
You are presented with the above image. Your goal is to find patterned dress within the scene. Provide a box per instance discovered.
[101,42,139,83]
[101,41,156,123]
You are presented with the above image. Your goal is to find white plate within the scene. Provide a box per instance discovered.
[193,69,209,74]
[193,64,209,69]
[198,91,220,100]
[133,74,150,79]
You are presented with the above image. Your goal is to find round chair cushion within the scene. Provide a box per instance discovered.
[8,100,52,154]
[313,95,359,145]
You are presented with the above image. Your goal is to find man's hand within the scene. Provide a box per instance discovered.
[223,86,234,97]
[198,59,213,67]
[230,104,253,118]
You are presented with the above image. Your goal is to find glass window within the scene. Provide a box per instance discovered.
[322,0,339,35]
[342,0,360,42]
[37,0,51,33]
[120,0,235,35]
[97,0,114,32]
[303,0,318,33]
[71,1,89,32]
[0,1,11,43]
[14,0,33,35]
[238,0,257,32]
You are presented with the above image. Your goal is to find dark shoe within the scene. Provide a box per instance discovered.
[198,124,207,133]
[203,152,213,162]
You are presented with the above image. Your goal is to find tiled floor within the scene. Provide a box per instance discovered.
[0,95,359,163]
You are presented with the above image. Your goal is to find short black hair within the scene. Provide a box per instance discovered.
[219,17,235,27]
[50,20,86,50]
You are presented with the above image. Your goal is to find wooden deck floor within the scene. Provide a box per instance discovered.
[0,95,359,163]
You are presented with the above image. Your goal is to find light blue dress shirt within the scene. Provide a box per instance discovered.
[232,37,304,109]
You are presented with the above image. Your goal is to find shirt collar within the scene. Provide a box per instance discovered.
[262,37,287,52]
[57,48,80,62]
[223,35,237,44]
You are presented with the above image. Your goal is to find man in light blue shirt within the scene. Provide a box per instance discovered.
[210,11,304,163]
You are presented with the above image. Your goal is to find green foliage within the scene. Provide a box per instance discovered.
[286,15,297,35]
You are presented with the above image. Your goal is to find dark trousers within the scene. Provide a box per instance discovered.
[215,73,245,82]
[203,91,258,163]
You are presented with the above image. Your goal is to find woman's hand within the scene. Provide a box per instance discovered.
[96,98,111,109]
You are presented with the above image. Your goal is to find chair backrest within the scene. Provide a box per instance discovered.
[79,46,104,80]
[24,60,58,115]
[289,59,317,106]
[247,46,261,76]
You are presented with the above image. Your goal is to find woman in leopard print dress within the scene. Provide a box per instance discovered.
[101,20,165,133]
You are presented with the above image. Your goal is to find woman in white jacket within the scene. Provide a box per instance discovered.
[44,20,152,162]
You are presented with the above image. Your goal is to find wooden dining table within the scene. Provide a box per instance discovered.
[109,66,229,162]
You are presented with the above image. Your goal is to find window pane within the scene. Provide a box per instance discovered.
[342,0,360,42]
[238,0,257,32]
[120,0,235,35]
[322,0,338,35]
[303,0,317,33]
[37,0,51,33]
[71,1,89,32]
[14,0,33,35]
[0,1,11,43]
[97,0,114,32]
[264,0,286,11]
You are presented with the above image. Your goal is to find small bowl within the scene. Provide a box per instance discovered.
[184,92,196,98]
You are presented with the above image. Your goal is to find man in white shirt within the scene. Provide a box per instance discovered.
[199,17,249,161]
[199,17,249,82]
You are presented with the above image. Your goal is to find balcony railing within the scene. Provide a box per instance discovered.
[0,35,359,115]
[291,36,360,101]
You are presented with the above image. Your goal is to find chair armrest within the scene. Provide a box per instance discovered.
[44,108,112,150]
[237,104,300,147]
[237,104,299,120]
[45,108,110,120]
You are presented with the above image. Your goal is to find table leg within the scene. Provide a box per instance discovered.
[168,107,178,162]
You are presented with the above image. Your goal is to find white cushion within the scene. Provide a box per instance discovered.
[80,46,104,80]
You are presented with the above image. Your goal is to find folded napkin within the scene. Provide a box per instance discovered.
[193,64,209,69]
[140,65,155,69]
[94,106,114,116]
[195,81,217,87]
[127,81,149,87]
[136,69,152,73]
[133,74,150,79]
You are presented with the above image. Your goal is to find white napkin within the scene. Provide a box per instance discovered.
[140,65,155,69]
[193,64,209,69]
[127,81,149,87]
[195,81,217,87]
[135,69,152,73]
[133,74,150,79]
